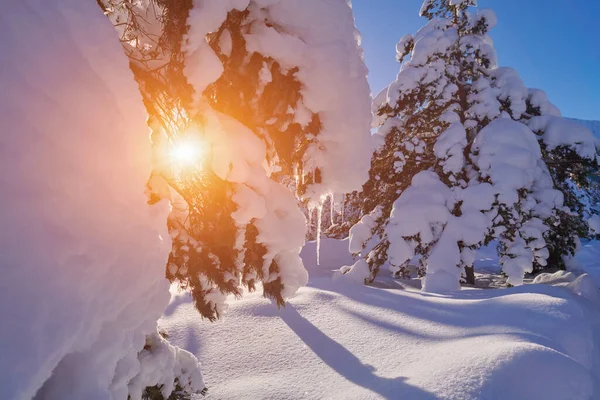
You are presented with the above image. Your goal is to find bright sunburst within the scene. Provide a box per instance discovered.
[169,138,204,167]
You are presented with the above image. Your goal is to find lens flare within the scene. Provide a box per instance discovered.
[170,139,204,167]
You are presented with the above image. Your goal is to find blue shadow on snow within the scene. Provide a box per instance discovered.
[280,304,437,400]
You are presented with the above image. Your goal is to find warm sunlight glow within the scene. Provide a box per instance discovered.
[169,139,205,168]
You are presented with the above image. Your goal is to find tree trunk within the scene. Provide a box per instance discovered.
[464,265,475,285]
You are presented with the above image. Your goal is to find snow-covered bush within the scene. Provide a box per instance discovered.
[102,0,372,319]
[0,1,203,399]
[347,0,599,290]
[131,332,206,399]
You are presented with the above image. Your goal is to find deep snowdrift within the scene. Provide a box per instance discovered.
[161,238,600,399]
[0,1,202,398]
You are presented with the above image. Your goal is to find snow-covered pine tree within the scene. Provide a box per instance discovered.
[100,0,247,321]
[195,1,371,252]
[101,0,372,318]
[346,0,598,290]
[185,0,372,201]
[469,70,600,277]
[524,96,600,270]
[347,0,499,289]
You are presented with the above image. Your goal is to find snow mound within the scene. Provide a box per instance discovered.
[534,271,600,306]
[568,240,600,287]
[589,215,600,234]
[161,251,600,399]
[533,270,578,285]
[0,2,201,399]
[335,259,372,285]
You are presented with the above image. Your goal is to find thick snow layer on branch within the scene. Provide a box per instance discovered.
[409,22,458,67]
[127,333,205,399]
[472,119,561,284]
[0,2,201,399]
[384,171,481,292]
[473,118,542,205]
[434,122,468,175]
[245,0,373,199]
[528,115,599,160]
[589,215,600,235]
[470,8,498,30]
[349,207,383,254]
[201,106,309,303]
[185,0,372,201]
[185,0,250,101]
[490,67,528,119]
[528,89,561,117]
[467,66,529,123]
[387,171,451,246]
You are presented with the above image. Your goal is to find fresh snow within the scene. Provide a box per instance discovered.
[163,0,375,314]
[529,116,599,160]
[0,2,202,399]
[3,0,600,398]
[161,238,600,399]
[568,240,600,287]
[356,0,598,291]
[185,0,373,203]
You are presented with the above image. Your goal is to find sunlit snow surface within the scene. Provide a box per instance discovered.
[161,238,600,400]
[0,2,204,398]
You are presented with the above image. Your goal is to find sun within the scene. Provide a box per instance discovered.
[169,138,205,167]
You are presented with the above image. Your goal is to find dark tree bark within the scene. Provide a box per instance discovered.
[464,266,475,285]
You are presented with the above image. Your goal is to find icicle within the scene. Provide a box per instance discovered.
[316,201,323,266]
[330,194,335,226]
[234,226,247,278]
[294,165,299,188]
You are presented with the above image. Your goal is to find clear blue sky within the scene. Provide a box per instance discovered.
[352,0,600,121]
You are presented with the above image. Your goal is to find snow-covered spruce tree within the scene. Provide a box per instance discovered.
[194,0,372,250]
[102,0,371,319]
[346,0,501,289]
[524,97,600,270]
[467,68,600,276]
[345,0,598,290]
[180,0,371,311]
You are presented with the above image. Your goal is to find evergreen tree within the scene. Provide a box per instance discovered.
[524,98,600,270]
[100,0,372,318]
[101,0,254,320]
[348,0,499,289]
[345,0,598,290]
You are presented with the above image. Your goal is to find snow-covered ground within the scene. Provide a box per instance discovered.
[161,238,600,399]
